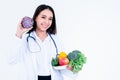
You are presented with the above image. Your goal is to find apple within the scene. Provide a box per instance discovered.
[59,58,69,66]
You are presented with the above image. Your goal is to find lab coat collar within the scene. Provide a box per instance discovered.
[29,31,51,42]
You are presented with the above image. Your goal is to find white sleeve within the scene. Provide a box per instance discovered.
[8,34,27,64]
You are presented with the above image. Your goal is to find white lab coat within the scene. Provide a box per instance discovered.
[8,31,78,80]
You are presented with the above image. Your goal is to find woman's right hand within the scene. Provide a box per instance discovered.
[15,19,33,39]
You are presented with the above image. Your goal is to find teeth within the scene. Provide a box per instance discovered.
[41,25,47,28]
[43,25,47,27]
[41,23,46,26]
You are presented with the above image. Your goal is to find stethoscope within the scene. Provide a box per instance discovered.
[26,32,58,57]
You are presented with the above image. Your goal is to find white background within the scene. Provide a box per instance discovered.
[0,0,120,80]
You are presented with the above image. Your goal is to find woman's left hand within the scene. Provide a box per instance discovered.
[15,18,33,39]
[66,65,73,71]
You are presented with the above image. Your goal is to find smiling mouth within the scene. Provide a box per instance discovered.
[41,23,49,28]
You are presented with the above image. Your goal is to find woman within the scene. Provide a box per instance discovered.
[10,4,77,80]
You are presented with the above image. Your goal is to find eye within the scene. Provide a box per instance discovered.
[49,17,53,21]
[41,16,46,19]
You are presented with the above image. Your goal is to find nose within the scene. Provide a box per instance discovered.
[45,18,51,24]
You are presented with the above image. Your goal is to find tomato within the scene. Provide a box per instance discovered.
[59,58,69,66]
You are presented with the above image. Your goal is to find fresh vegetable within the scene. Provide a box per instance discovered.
[59,57,69,66]
[68,50,81,61]
[51,57,59,66]
[58,52,67,59]
[21,16,34,28]
[68,50,87,73]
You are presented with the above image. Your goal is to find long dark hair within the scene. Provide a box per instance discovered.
[28,4,57,34]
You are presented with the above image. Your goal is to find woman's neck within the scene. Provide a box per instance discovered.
[35,30,48,42]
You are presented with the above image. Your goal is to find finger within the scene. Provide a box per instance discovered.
[29,26,33,30]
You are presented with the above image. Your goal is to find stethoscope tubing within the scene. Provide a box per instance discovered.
[26,32,58,57]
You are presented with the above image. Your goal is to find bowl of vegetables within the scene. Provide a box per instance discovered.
[51,50,87,73]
